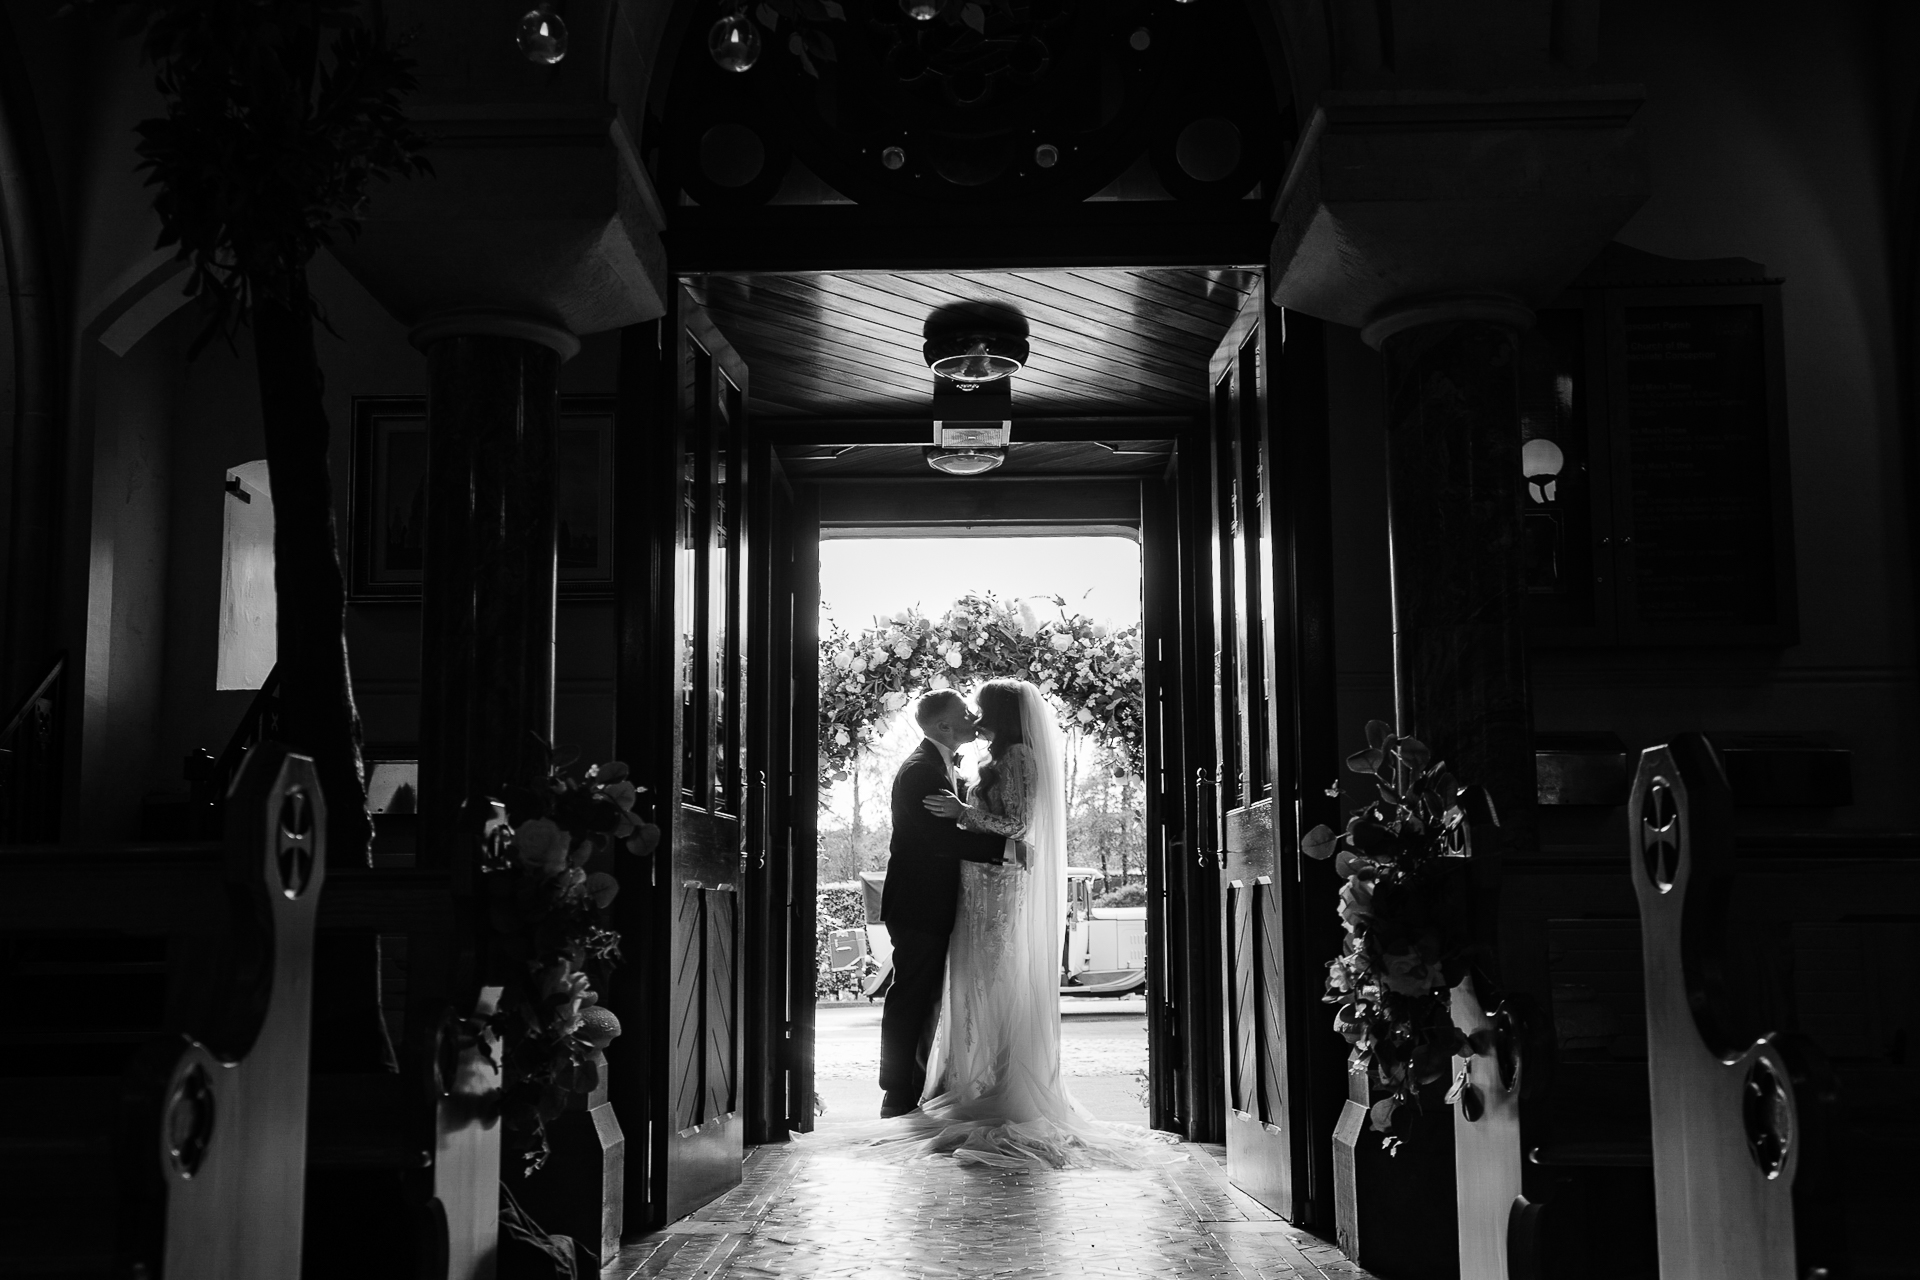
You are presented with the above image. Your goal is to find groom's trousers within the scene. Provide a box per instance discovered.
[878,925,949,1112]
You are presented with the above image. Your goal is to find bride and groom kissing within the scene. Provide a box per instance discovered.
[858,679,1162,1170]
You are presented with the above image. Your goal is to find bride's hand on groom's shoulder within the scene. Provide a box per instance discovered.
[922,793,962,820]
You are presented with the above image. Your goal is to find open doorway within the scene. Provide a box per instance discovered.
[613,270,1340,1234]
[808,533,1152,1126]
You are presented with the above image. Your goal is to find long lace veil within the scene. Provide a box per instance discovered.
[1012,681,1069,1108]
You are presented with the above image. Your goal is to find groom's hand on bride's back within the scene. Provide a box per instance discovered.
[1008,840,1032,869]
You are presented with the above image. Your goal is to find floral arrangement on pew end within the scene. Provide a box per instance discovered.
[1302,720,1490,1155]
[480,751,661,1173]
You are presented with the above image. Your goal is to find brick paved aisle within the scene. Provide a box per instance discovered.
[603,1138,1377,1280]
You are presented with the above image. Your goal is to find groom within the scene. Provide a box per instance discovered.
[876,689,1009,1117]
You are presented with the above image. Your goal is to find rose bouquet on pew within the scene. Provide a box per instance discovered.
[1304,721,1480,1153]
[480,752,661,1172]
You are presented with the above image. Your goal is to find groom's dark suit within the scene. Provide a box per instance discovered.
[877,737,1006,1113]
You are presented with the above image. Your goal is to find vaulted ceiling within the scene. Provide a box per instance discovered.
[686,266,1261,420]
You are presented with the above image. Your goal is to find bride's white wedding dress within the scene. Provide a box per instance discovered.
[829,681,1176,1171]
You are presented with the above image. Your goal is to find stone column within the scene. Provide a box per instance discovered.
[1270,89,1648,1278]
[1370,300,1539,891]
[410,313,577,869]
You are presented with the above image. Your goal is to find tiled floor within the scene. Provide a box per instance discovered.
[603,1137,1375,1280]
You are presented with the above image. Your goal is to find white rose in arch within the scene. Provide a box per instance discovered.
[833,726,851,745]
[945,649,962,668]
[833,649,854,670]
[1049,633,1073,652]
[894,642,913,658]
[883,690,908,711]
[930,673,950,691]
[1076,707,1095,724]
[851,657,867,673]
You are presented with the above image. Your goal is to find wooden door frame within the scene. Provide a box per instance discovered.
[614,275,1342,1218]
[1271,310,1344,1231]
[1170,424,1228,1142]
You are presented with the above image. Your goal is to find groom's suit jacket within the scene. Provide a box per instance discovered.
[880,738,1006,936]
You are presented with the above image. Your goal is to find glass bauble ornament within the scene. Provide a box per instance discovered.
[709,13,762,72]
[516,8,568,64]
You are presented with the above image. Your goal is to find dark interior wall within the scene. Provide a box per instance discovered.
[1516,0,1918,837]
[1317,1,1916,838]
[143,251,624,801]
[72,319,179,839]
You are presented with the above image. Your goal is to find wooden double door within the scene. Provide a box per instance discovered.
[1148,300,1341,1225]
[612,286,817,1230]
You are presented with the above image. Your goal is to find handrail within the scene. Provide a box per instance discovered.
[0,652,66,845]
[0,652,63,742]
[189,664,282,836]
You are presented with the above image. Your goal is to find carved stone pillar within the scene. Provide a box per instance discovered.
[412,315,575,867]
[1271,87,1648,1278]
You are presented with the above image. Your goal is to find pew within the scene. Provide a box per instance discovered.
[1629,735,1847,1280]
[0,742,322,1278]
[307,863,506,1279]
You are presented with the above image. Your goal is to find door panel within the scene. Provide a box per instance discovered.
[612,284,753,1230]
[704,891,738,1122]
[1209,297,1313,1219]
[744,441,812,1143]
[785,485,822,1133]
[1228,880,1257,1115]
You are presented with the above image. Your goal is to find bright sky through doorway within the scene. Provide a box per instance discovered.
[819,536,1141,631]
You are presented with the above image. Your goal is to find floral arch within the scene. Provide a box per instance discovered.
[818,593,1145,788]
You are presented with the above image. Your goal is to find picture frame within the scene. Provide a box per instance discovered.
[348,395,616,602]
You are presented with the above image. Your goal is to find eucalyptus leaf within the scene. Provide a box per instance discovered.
[961,2,986,31]
[1302,824,1338,860]
[1365,719,1393,751]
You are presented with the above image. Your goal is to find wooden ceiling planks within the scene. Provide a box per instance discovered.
[687,267,1259,420]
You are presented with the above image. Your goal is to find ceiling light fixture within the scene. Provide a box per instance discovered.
[926,377,1011,475]
[922,330,1029,383]
[925,446,1006,476]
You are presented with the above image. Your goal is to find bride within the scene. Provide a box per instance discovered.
[855,677,1170,1170]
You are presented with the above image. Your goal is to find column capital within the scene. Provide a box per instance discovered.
[1269,87,1648,333]
[1359,292,1534,351]
[409,310,581,361]
[332,106,668,339]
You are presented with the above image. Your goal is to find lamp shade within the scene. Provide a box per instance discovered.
[922,331,1029,382]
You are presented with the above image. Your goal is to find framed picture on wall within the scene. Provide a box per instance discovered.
[348,395,616,602]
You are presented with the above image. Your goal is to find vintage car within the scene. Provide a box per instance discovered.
[826,868,1147,998]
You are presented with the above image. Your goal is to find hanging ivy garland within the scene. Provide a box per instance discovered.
[818,592,1145,789]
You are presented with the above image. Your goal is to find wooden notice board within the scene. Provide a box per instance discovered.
[1525,248,1796,646]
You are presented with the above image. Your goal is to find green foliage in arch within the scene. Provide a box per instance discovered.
[818,593,1145,790]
